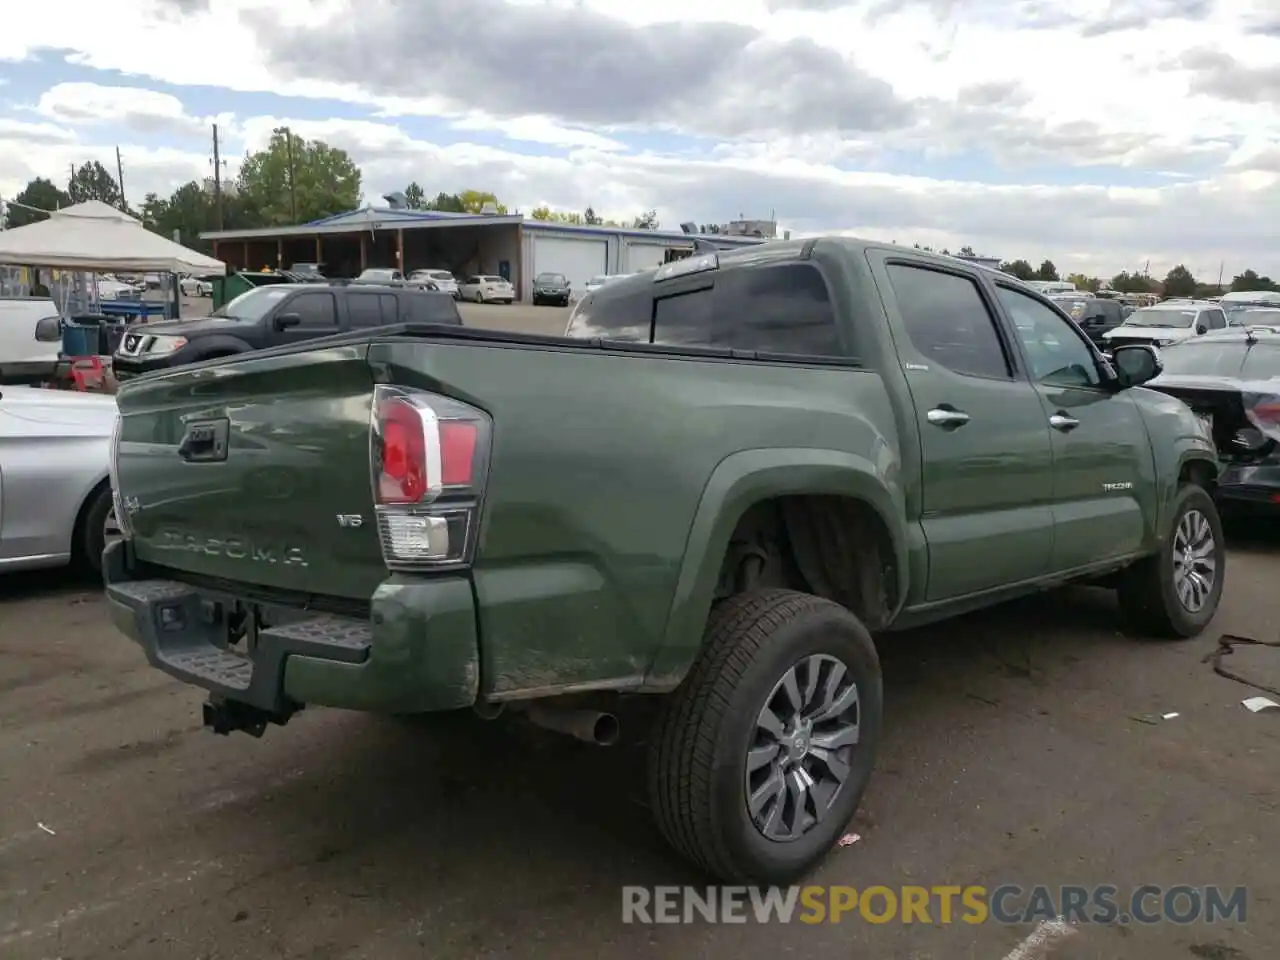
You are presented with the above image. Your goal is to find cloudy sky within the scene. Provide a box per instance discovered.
[1,0,1278,278]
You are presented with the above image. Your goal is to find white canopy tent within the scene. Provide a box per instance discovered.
[0,200,225,274]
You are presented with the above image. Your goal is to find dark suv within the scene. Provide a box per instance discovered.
[112,283,461,381]
[1050,295,1127,347]
[532,272,571,306]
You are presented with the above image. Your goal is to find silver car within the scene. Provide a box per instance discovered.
[0,386,119,576]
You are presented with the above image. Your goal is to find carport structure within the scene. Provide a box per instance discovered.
[201,208,525,292]
[200,208,765,302]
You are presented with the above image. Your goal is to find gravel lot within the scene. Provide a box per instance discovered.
[2,521,1277,959]
[8,294,1277,959]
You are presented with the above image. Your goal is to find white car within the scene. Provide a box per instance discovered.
[179,276,213,298]
[96,277,140,301]
[459,275,514,304]
[356,268,404,283]
[1100,301,1228,350]
[409,269,459,298]
[0,386,119,576]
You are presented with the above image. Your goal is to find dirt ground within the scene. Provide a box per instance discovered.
[9,294,1277,958]
[1,519,1277,959]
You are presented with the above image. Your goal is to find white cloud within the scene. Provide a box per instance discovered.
[34,82,223,137]
[0,0,1277,279]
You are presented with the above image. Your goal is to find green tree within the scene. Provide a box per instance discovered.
[1230,269,1277,293]
[423,192,464,212]
[1066,272,1098,293]
[236,127,361,226]
[1162,264,1197,298]
[1036,259,1059,281]
[403,182,425,209]
[1000,259,1036,281]
[457,189,507,214]
[67,160,122,207]
[3,176,71,227]
[583,206,602,226]
[632,209,659,230]
[530,206,584,224]
[1110,271,1157,294]
[958,245,975,257]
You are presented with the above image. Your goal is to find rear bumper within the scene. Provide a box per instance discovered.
[102,540,480,716]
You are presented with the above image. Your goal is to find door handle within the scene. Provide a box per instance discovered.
[926,407,970,429]
[1049,413,1080,432]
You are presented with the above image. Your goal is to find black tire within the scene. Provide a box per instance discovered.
[74,483,114,579]
[647,588,882,884]
[1116,483,1225,638]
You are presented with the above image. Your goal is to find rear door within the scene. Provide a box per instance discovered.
[991,282,1152,570]
[871,257,1056,601]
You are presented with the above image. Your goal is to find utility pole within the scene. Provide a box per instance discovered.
[284,127,298,223]
[211,122,225,230]
[115,146,127,211]
[1217,261,1224,291]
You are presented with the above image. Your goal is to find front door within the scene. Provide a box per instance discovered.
[877,259,1056,602]
[271,290,340,347]
[992,284,1152,572]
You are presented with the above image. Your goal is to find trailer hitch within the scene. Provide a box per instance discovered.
[202,695,296,738]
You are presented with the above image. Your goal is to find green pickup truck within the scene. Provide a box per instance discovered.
[104,237,1224,884]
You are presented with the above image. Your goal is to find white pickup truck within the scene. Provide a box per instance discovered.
[0,296,62,382]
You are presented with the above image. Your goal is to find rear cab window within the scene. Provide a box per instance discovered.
[565,258,851,361]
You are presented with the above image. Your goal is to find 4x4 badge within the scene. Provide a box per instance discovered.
[336,514,364,527]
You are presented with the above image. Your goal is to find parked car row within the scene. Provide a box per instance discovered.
[351,267,513,303]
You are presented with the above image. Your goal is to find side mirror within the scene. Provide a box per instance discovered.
[1196,324,1207,335]
[1112,344,1162,389]
[34,315,62,342]
[274,312,302,330]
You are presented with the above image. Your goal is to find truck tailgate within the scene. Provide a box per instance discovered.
[113,343,386,599]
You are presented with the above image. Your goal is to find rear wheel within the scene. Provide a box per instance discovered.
[1117,483,1224,638]
[647,588,881,884]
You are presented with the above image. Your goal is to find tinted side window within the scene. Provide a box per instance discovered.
[346,292,384,327]
[713,263,843,357]
[887,264,1010,379]
[287,292,337,328]
[407,292,462,325]
[653,289,713,346]
[566,288,651,341]
[1206,309,1226,329]
[996,286,1100,387]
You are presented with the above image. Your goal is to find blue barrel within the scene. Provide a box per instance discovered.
[61,322,100,357]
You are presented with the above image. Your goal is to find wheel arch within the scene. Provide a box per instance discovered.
[69,472,112,561]
[642,448,907,690]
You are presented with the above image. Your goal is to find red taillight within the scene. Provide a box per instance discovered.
[439,421,478,487]
[370,386,490,570]
[377,398,428,503]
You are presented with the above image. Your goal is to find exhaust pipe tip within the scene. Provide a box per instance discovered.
[591,712,621,747]
[523,703,621,746]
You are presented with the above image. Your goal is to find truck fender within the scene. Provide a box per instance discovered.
[641,447,907,690]
[1162,442,1218,536]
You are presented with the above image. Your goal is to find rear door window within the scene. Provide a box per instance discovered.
[345,292,385,327]
[406,292,462,325]
[887,264,1011,379]
[711,263,844,357]
[286,291,338,329]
